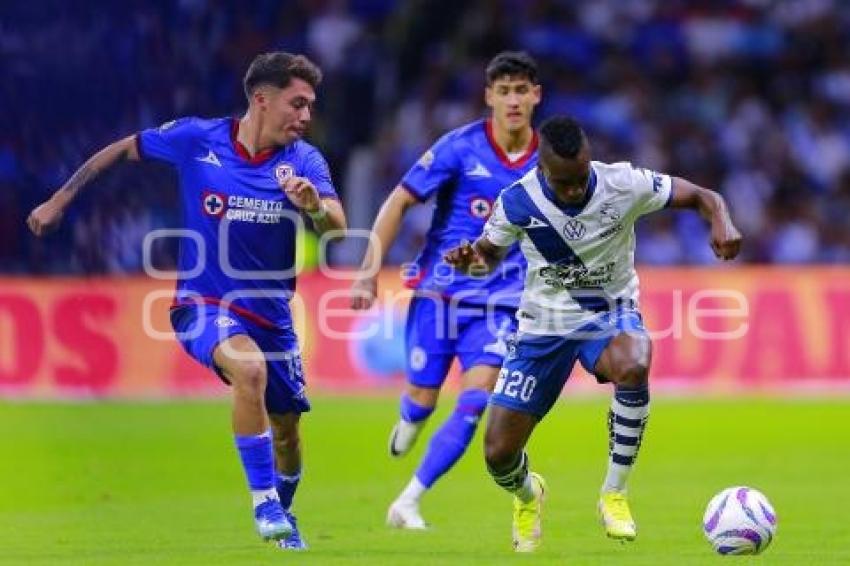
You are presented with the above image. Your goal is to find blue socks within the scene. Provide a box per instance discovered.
[415,389,489,488]
[235,429,279,506]
[276,470,301,511]
[400,393,434,423]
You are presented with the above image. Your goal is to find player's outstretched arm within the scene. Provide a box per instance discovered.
[668,177,742,260]
[350,185,418,310]
[444,237,509,275]
[27,135,140,237]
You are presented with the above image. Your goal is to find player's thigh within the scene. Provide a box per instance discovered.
[171,305,256,384]
[213,333,267,387]
[461,364,501,392]
[592,331,652,386]
[405,294,455,395]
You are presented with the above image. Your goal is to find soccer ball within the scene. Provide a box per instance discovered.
[702,486,777,555]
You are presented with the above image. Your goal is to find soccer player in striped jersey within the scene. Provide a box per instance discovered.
[27,52,347,550]
[351,52,540,529]
[445,116,741,552]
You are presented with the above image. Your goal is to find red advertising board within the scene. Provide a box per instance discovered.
[1,267,848,398]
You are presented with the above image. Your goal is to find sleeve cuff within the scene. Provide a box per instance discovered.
[400,182,428,203]
[134,133,146,160]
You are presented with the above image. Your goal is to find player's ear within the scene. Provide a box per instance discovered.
[252,88,267,110]
[531,84,542,105]
[484,85,494,109]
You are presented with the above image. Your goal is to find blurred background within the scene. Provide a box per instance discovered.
[4,0,850,273]
[0,0,848,397]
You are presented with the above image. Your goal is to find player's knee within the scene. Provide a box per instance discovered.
[273,429,300,456]
[456,388,489,420]
[484,434,520,472]
[610,358,649,387]
[230,360,267,398]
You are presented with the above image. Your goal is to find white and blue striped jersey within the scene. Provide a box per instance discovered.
[483,161,672,335]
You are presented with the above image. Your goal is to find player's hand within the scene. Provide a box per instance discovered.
[351,274,378,310]
[27,198,65,237]
[282,176,321,214]
[710,221,742,260]
[444,240,484,272]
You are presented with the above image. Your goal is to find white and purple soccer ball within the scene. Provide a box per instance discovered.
[703,486,777,555]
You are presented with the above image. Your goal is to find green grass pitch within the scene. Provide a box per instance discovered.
[1,395,847,565]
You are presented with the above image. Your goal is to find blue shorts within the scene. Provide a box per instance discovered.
[170,304,310,415]
[405,294,518,388]
[490,309,646,419]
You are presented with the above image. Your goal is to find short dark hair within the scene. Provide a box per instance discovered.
[539,116,586,159]
[243,52,322,98]
[485,51,538,85]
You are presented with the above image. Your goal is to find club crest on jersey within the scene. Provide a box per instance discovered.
[201,190,226,218]
[469,197,493,219]
[562,218,586,240]
[274,163,295,184]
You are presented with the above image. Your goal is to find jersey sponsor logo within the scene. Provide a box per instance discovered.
[417,149,435,170]
[196,149,222,167]
[274,163,294,184]
[599,201,622,224]
[202,191,227,217]
[466,161,492,178]
[562,218,587,240]
[224,195,286,224]
[469,197,493,219]
[524,216,548,229]
[539,261,615,289]
[598,223,624,239]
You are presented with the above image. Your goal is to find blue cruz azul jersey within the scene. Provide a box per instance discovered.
[401,119,537,307]
[137,117,338,329]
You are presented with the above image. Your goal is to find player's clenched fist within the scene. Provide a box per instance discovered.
[710,222,742,261]
[282,176,321,213]
[27,198,65,237]
[444,240,483,272]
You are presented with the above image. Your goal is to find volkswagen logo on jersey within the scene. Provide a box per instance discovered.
[202,191,226,218]
[562,218,586,240]
[274,163,295,184]
[469,197,493,219]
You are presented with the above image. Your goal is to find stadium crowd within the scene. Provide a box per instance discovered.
[3,0,850,273]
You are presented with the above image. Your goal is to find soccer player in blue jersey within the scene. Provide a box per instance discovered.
[27,52,347,550]
[350,52,541,529]
[446,116,742,552]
